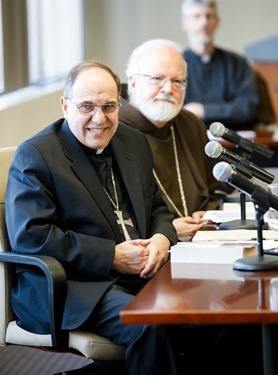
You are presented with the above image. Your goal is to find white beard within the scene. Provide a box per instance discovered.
[132,93,184,123]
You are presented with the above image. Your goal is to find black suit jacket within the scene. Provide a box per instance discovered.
[5,119,177,333]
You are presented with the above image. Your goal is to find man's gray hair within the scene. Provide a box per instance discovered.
[125,39,184,77]
[181,0,218,17]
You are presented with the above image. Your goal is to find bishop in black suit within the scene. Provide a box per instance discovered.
[5,61,179,375]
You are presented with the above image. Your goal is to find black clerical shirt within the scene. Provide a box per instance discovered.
[83,145,139,241]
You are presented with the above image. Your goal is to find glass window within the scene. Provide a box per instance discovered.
[0,0,84,96]
[27,0,84,85]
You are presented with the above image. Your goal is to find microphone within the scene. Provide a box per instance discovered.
[213,161,278,211]
[205,141,274,184]
[209,122,274,159]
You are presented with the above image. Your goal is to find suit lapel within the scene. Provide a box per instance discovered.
[111,135,147,238]
[60,122,122,242]
[59,121,147,239]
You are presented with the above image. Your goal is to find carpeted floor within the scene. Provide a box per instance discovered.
[0,344,93,375]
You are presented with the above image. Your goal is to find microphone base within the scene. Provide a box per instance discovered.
[233,255,278,271]
[219,219,257,230]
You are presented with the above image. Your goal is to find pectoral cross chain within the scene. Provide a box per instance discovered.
[114,210,133,241]
[102,168,134,241]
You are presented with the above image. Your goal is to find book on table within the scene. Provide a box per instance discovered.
[171,229,278,279]
[170,241,256,280]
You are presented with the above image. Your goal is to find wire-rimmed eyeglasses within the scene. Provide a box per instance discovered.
[66,98,122,116]
[135,74,186,90]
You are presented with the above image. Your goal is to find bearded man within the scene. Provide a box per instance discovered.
[119,39,225,239]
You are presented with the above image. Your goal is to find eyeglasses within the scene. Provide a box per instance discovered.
[66,98,122,116]
[136,74,186,90]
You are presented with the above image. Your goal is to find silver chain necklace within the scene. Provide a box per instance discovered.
[153,125,188,218]
[103,168,133,241]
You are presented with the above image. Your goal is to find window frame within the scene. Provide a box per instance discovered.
[0,0,84,96]
[1,0,29,94]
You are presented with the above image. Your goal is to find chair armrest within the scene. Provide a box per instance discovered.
[0,252,68,347]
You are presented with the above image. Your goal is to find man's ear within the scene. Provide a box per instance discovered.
[128,75,136,89]
[60,96,68,118]
[181,17,188,32]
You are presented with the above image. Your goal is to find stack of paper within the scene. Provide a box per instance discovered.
[170,241,256,279]
[171,241,256,264]
[192,229,278,242]
[203,203,274,224]
[203,209,256,223]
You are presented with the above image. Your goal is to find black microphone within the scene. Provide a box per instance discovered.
[209,122,274,159]
[205,141,274,184]
[213,161,278,211]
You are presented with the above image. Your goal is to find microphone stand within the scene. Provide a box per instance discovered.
[219,191,257,230]
[219,150,272,230]
[233,188,278,271]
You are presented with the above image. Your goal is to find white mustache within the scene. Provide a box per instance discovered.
[154,94,176,104]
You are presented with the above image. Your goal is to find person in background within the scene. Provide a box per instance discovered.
[5,61,182,375]
[120,38,226,238]
[181,0,260,129]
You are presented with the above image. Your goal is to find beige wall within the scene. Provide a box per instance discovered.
[85,0,278,80]
[1,0,277,148]
[0,88,63,148]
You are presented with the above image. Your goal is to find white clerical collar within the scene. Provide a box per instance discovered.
[201,54,212,64]
[96,148,104,154]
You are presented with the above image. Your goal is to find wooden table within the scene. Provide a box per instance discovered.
[120,261,278,374]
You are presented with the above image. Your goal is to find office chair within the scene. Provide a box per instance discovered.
[253,70,276,126]
[0,147,126,374]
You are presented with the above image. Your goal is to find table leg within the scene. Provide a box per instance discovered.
[262,324,278,375]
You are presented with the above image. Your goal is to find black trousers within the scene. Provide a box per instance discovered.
[81,284,263,375]
[177,324,263,375]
